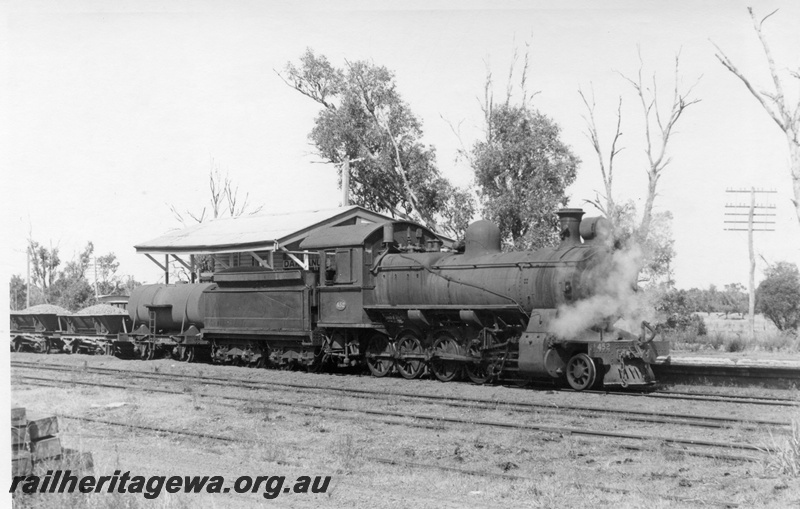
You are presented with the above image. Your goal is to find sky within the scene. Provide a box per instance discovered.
[2,0,799,294]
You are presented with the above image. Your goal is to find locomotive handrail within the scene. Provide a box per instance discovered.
[640,321,656,343]
[387,253,531,318]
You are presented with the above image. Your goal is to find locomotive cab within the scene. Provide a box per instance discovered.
[299,221,445,328]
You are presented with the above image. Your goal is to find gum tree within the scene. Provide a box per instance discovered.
[280,49,475,238]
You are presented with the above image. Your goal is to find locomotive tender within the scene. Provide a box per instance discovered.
[124,208,667,390]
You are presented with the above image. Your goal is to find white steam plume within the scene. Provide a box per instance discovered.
[548,244,658,339]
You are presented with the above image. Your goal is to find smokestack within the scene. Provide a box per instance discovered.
[557,208,584,246]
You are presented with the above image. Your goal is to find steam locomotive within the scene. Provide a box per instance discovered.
[122,209,667,390]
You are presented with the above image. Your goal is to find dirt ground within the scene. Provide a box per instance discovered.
[9,352,800,508]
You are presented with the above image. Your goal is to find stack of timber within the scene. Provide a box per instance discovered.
[11,407,93,477]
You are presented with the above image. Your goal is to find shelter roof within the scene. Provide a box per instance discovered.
[134,206,395,255]
[299,222,386,250]
[299,220,451,250]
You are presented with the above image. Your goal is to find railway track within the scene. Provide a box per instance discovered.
[11,360,795,427]
[14,374,764,463]
[568,388,800,407]
[11,362,776,462]
[11,381,742,508]
[13,353,799,407]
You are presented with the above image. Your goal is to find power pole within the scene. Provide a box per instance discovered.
[724,187,776,340]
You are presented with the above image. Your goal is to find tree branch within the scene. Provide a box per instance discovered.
[274,68,336,110]
[712,42,787,132]
[620,50,700,242]
[578,86,623,217]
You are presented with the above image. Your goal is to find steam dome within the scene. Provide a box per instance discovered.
[464,220,501,258]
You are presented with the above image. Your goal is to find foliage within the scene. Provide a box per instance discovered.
[756,261,800,331]
[720,282,748,317]
[282,49,475,238]
[27,240,60,290]
[13,240,139,312]
[764,420,800,478]
[609,201,675,286]
[471,104,579,249]
[49,243,96,312]
[653,287,707,335]
[95,253,122,294]
[9,274,27,310]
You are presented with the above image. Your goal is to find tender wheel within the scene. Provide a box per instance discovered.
[365,333,394,377]
[175,346,189,362]
[140,343,156,361]
[430,332,463,382]
[395,332,425,379]
[566,353,597,391]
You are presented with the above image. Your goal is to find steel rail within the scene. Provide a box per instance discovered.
[14,355,799,408]
[596,389,800,407]
[13,369,761,434]
[14,378,466,436]
[11,388,738,508]
[10,401,521,509]
[12,371,767,462]
[16,375,762,464]
[11,361,792,430]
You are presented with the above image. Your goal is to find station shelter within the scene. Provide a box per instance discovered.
[134,206,396,283]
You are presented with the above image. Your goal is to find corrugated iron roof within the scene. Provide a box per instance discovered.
[134,206,394,254]
[299,222,386,249]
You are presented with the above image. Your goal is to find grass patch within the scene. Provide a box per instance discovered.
[763,419,800,477]
[761,331,800,353]
[333,433,359,474]
[724,335,748,353]
[665,320,799,354]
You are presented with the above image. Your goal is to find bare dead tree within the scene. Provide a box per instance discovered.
[714,7,800,227]
[441,43,538,183]
[224,177,261,218]
[619,50,701,242]
[170,159,262,225]
[578,86,624,219]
